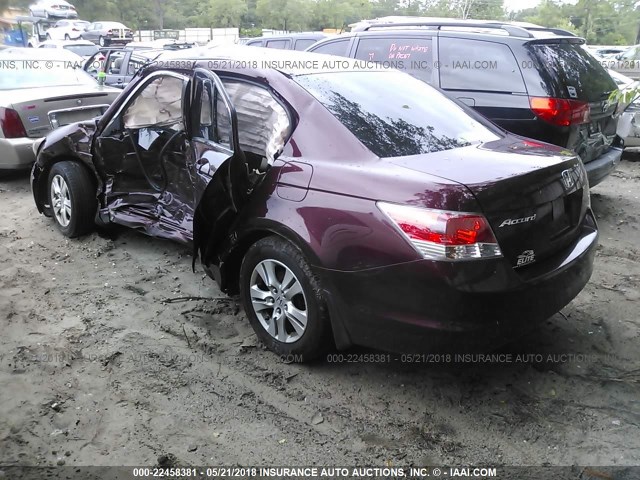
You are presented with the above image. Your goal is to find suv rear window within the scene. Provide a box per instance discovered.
[295,71,500,158]
[439,38,525,93]
[354,37,433,82]
[529,43,617,101]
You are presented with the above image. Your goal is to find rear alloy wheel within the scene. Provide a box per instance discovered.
[240,236,332,362]
[98,36,108,47]
[48,161,96,237]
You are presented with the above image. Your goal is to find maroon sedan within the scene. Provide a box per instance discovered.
[31,48,598,360]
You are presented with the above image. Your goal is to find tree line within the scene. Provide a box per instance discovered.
[5,0,640,45]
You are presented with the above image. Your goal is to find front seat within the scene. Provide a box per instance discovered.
[110,57,123,74]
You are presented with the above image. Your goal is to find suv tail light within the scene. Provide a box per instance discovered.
[0,107,27,139]
[529,97,591,127]
[378,202,502,261]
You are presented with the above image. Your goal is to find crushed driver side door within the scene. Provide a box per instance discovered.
[94,71,196,242]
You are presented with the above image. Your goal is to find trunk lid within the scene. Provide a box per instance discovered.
[389,138,589,269]
[9,86,117,138]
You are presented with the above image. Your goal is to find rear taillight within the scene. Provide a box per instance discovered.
[529,97,591,127]
[0,107,27,139]
[107,29,113,34]
[378,202,502,261]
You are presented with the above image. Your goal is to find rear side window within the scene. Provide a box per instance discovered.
[295,71,500,158]
[294,39,317,51]
[529,43,617,101]
[309,39,350,56]
[266,39,290,49]
[439,38,526,93]
[354,37,433,83]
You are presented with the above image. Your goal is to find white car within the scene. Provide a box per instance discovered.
[38,39,98,59]
[29,0,78,19]
[45,19,89,40]
[609,69,640,151]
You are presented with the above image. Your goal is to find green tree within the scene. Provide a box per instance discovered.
[256,0,312,31]
[208,0,248,27]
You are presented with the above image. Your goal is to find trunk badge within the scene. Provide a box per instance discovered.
[499,214,536,228]
[516,250,536,267]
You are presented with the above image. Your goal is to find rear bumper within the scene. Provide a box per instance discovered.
[0,136,37,170]
[319,210,598,354]
[583,146,622,187]
[108,37,133,44]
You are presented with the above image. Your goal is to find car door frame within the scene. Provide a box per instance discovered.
[92,70,196,236]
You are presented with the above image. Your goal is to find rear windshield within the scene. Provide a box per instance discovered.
[294,71,500,158]
[529,43,617,101]
[64,44,99,56]
[0,62,97,89]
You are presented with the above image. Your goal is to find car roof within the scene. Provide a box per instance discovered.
[345,17,580,42]
[153,45,389,75]
[249,32,327,40]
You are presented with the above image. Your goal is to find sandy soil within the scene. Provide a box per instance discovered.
[0,159,639,470]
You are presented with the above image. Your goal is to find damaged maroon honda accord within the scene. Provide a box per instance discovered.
[31,47,598,360]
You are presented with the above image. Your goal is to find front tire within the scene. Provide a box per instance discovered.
[48,161,96,237]
[239,236,332,362]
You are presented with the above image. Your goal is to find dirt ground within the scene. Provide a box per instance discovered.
[1,158,639,470]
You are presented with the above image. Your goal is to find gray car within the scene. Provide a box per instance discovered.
[81,21,133,47]
[0,49,121,170]
[83,48,166,88]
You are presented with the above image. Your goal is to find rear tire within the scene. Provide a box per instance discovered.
[64,34,70,40]
[239,236,332,362]
[98,36,109,47]
[47,161,96,237]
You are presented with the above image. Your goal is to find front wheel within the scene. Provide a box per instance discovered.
[48,161,96,237]
[239,236,333,362]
